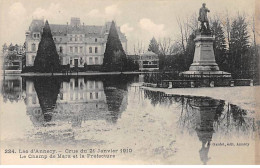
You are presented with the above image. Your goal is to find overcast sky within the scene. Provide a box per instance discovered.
[0,0,257,54]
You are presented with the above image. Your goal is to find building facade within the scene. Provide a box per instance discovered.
[2,44,25,70]
[128,51,159,71]
[25,17,127,67]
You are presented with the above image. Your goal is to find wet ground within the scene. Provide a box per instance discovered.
[0,75,259,164]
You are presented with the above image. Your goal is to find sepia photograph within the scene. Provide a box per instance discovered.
[0,0,259,165]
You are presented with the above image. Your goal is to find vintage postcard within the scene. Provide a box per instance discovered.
[0,0,259,165]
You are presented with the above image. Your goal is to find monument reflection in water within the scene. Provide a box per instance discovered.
[144,90,256,165]
[1,75,257,164]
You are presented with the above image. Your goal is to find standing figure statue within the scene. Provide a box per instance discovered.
[198,3,210,33]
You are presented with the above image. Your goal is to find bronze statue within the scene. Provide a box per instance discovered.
[198,3,210,33]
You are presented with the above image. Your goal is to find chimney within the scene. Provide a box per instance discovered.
[70,17,81,27]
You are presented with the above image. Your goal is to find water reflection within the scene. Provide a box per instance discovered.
[144,90,256,164]
[23,75,134,128]
[1,76,24,102]
[0,75,257,164]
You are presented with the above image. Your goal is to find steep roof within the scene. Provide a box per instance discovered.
[29,19,44,32]
[141,51,158,57]
[28,19,127,41]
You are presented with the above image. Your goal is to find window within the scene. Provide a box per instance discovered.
[60,38,62,41]
[60,93,63,100]
[31,44,36,52]
[70,47,73,53]
[70,37,72,41]
[75,47,78,53]
[32,56,35,62]
[95,57,98,64]
[80,47,83,53]
[90,93,93,99]
[95,82,99,89]
[89,82,93,89]
[34,34,36,38]
[80,57,83,65]
[75,35,77,42]
[79,35,82,41]
[60,46,63,53]
[75,79,78,88]
[95,92,99,99]
[89,57,93,64]
[95,47,98,53]
[80,82,84,89]
[80,92,83,100]
[70,59,73,65]
[54,37,56,41]
[37,34,40,38]
[32,95,37,104]
[95,38,97,42]
[70,93,73,100]
[89,47,92,53]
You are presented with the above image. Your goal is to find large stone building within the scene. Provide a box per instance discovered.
[25,17,127,67]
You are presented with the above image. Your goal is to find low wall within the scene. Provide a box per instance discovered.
[157,78,253,88]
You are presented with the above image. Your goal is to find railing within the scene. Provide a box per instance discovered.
[142,71,254,88]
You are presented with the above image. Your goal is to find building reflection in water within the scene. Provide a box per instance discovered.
[23,75,131,129]
[1,76,24,103]
[143,90,256,165]
[1,75,256,164]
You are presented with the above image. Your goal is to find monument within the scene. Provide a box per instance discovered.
[180,3,231,79]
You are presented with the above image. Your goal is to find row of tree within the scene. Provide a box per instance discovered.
[146,13,259,81]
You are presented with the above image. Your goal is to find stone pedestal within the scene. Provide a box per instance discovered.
[180,34,231,78]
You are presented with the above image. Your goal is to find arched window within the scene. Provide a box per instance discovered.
[31,43,36,52]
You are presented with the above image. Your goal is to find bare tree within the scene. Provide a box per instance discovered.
[176,12,199,54]
[176,16,186,53]
[133,40,146,55]
[158,37,175,56]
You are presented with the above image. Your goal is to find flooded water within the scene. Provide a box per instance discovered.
[0,75,258,164]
